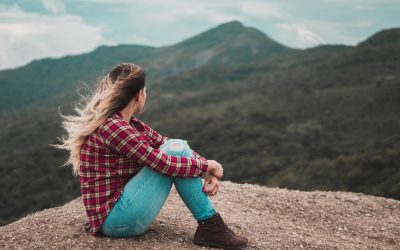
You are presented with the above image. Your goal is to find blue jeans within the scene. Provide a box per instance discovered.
[101,139,216,237]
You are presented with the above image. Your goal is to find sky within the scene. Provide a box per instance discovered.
[0,0,399,70]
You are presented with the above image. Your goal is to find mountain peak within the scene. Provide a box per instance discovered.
[358,28,400,47]
[214,20,244,30]
[1,181,399,249]
[175,20,286,48]
[164,20,290,70]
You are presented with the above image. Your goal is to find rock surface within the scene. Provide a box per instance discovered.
[1,181,399,249]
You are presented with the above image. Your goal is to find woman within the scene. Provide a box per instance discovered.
[56,63,248,249]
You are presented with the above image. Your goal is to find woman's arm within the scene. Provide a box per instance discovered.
[138,119,168,149]
[192,150,203,159]
[99,118,208,178]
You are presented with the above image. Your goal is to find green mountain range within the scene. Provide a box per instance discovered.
[0,21,399,226]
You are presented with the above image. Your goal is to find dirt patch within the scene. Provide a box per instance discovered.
[1,181,399,249]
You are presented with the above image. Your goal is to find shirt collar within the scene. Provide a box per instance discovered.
[114,111,139,124]
[114,111,123,119]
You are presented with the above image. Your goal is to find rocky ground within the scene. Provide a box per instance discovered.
[1,181,399,249]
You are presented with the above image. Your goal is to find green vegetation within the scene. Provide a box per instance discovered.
[0,21,399,226]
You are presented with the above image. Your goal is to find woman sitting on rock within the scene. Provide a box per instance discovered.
[56,63,248,249]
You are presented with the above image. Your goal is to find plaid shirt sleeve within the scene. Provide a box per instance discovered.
[192,149,203,159]
[137,119,168,149]
[99,118,208,177]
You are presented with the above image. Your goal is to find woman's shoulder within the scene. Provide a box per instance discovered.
[99,111,126,131]
[104,111,138,124]
[99,111,144,136]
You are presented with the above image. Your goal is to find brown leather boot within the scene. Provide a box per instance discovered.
[193,212,248,249]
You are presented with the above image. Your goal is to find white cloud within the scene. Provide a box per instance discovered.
[76,0,244,25]
[276,23,326,47]
[76,0,238,6]
[355,20,374,28]
[129,34,159,46]
[322,0,399,6]
[274,19,375,48]
[1,0,392,66]
[41,0,66,14]
[148,6,244,25]
[338,35,360,45]
[0,4,104,70]
[354,4,373,10]
[239,1,290,20]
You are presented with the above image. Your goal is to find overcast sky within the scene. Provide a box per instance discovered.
[0,0,399,70]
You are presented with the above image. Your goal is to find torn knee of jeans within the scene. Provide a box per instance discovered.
[169,141,185,152]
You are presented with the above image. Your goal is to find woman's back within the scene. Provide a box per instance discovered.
[80,110,208,235]
[55,63,247,248]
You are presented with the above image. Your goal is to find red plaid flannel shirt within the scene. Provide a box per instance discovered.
[80,111,208,236]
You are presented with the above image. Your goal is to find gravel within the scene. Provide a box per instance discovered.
[1,181,399,249]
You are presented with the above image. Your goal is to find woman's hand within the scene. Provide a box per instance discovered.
[202,174,220,196]
[206,160,223,180]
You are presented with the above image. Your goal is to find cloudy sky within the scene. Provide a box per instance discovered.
[0,0,399,70]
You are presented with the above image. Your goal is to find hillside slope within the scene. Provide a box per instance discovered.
[0,21,291,111]
[1,23,399,228]
[1,181,399,249]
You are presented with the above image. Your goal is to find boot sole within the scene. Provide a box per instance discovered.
[194,238,247,250]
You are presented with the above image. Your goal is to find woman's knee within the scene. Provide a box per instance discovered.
[159,139,193,157]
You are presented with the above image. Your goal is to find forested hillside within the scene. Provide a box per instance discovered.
[0,21,399,226]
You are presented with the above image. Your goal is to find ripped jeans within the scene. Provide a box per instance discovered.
[101,139,217,237]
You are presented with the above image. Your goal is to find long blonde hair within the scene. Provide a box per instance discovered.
[54,63,146,175]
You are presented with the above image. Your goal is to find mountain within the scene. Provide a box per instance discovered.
[0,21,292,112]
[147,21,291,74]
[358,28,400,46]
[0,21,399,227]
[1,181,399,249]
[330,28,400,71]
[0,44,157,111]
